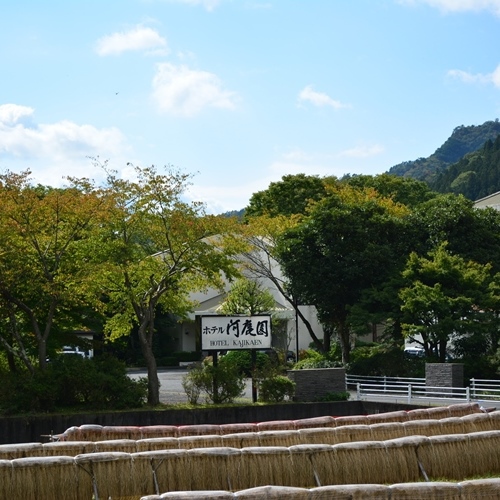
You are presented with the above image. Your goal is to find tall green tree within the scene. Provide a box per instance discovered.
[276,185,409,363]
[400,243,500,362]
[96,164,243,405]
[218,278,276,316]
[245,173,333,218]
[0,171,109,371]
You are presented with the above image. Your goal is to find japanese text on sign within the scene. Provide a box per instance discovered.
[201,315,272,350]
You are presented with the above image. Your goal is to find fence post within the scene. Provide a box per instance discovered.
[407,384,412,404]
[357,383,361,401]
[466,386,470,402]
[470,378,475,399]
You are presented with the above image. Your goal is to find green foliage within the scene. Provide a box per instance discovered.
[0,355,147,415]
[293,350,342,369]
[316,391,350,402]
[181,357,246,404]
[347,343,424,378]
[245,173,330,218]
[276,185,409,362]
[400,243,499,362]
[257,375,296,403]
[218,278,276,316]
[220,350,276,376]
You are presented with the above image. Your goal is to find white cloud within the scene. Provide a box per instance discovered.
[152,63,238,116]
[0,104,35,126]
[398,0,500,16]
[448,64,500,88]
[298,85,349,109]
[339,144,385,158]
[0,104,129,185]
[95,26,168,56]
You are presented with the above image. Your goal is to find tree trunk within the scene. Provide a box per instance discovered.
[138,322,160,406]
[337,320,351,365]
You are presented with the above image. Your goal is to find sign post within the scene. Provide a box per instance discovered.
[201,315,272,403]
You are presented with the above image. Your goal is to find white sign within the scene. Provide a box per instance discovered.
[201,315,272,350]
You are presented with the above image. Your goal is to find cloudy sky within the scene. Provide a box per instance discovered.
[2,0,500,212]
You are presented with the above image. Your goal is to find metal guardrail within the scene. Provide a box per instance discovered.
[346,375,500,406]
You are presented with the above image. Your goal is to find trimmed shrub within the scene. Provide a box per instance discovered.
[0,355,147,415]
[258,375,296,403]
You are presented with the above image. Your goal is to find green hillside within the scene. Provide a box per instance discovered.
[430,134,500,201]
[388,120,500,184]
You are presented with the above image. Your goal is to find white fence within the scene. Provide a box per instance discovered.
[346,374,500,407]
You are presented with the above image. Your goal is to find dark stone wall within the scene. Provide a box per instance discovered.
[426,363,464,388]
[288,368,346,402]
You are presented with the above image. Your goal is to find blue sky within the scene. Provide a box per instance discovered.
[2,0,500,213]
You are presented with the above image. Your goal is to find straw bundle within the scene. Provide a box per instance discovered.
[366,410,409,424]
[438,417,465,436]
[157,491,235,499]
[459,478,500,499]
[333,424,373,444]
[333,441,391,485]
[233,485,308,498]
[383,437,422,483]
[465,431,500,474]
[309,483,390,499]
[0,442,43,459]
[388,481,461,499]
[417,434,471,480]
[426,406,452,419]
[293,415,336,429]
[75,451,135,500]
[403,419,442,437]
[236,446,293,489]
[42,440,95,456]
[288,444,332,488]
[150,449,192,493]
[369,422,405,441]
[334,415,369,426]
[102,425,142,440]
[131,450,174,497]
[461,412,494,433]
[94,438,138,453]
[487,410,500,429]
[57,426,81,441]
[258,430,301,448]
[187,447,241,491]
[78,424,103,441]
[140,425,180,439]
[136,437,180,452]
[178,435,224,449]
[237,432,262,448]
[298,427,338,445]
[406,408,431,420]
[0,460,12,499]
[447,402,481,417]
[307,445,337,486]
[257,420,296,432]
[220,431,260,448]
[178,424,221,436]
[11,456,86,500]
[220,423,257,434]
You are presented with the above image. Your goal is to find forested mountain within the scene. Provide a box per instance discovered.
[430,135,500,201]
[388,120,500,184]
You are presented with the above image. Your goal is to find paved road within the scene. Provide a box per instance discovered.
[128,368,254,405]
